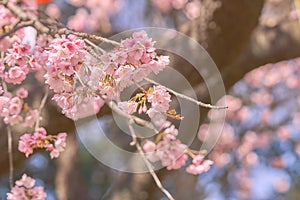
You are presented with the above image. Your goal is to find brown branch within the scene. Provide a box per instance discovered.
[144,78,227,109]
[35,87,49,129]
[0,21,33,40]
[58,28,120,46]
[128,119,175,200]
[103,96,159,134]
[7,126,13,189]
[84,39,106,54]
[1,76,13,189]
[0,0,49,33]
[0,0,120,46]
[193,19,300,100]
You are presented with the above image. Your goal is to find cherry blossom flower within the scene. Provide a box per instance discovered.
[143,124,188,170]
[43,35,86,93]
[118,101,138,114]
[5,66,26,84]
[7,174,47,200]
[147,85,171,113]
[18,127,67,158]
[16,87,28,99]
[186,155,214,175]
[97,31,169,100]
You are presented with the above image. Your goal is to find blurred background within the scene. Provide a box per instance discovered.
[1,0,300,199]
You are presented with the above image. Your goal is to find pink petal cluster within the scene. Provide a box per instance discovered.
[16,87,28,98]
[18,127,67,158]
[143,124,188,170]
[0,89,41,127]
[143,122,214,174]
[0,5,24,51]
[117,101,138,114]
[52,88,104,120]
[0,43,37,84]
[97,31,169,99]
[186,155,214,175]
[7,174,47,200]
[44,35,86,93]
[147,85,171,113]
[118,85,171,122]
[0,95,23,125]
[41,35,106,119]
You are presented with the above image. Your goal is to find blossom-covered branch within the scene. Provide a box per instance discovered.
[0,1,223,199]
[128,119,175,200]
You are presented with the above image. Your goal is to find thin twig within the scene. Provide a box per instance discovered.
[0,0,120,46]
[84,46,102,61]
[128,119,175,200]
[84,39,106,54]
[58,28,120,46]
[0,0,49,33]
[7,126,13,189]
[1,80,14,188]
[104,97,159,134]
[35,88,49,129]
[0,21,33,40]
[144,78,228,109]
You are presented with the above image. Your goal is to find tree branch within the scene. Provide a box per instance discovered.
[0,0,49,33]
[35,88,49,129]
[144,78,227,109]
[0,0,120,45]
[0,21,33,40]
[7,126,13,189]
[128,119,175,200]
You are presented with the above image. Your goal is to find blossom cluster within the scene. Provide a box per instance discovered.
[118,85,171,124]
[97,31,169,99]
[0,43,40,84]
[7,174,47,200]
[0,87,40,126]
[0,2,213,196]
[41,34,106,119]
[143,122,213,174]
[0,4,24,51]
[18,127,67,159]
[43,35,86,93]
[118,83,212,174]
[186,155,214,175]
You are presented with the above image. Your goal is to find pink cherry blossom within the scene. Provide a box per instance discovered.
[142,123,189,170]
[18,133,34,157]
[186,157,214,175]
[50,133,67,158]
[16,87,28,98]
[147,85,171,113]
[15,174,35,188]
[7,174,47,200]
[95,31,169,100]
[0,96,9,113]
[18,127,67,158]
[5,66,26,84]
[118,101,138,114]
[4,114,23,126]
[143,140,160,162]
[8,97,22,115]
